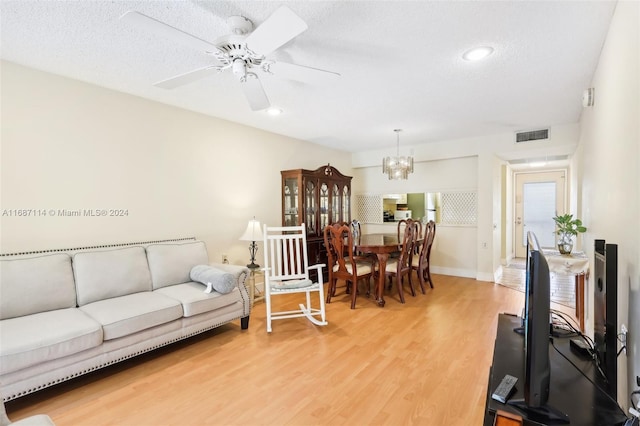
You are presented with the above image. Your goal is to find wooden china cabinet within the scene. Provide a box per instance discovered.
[281,164,352,280]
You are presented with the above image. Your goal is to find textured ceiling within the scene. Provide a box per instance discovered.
[0,1,616,153]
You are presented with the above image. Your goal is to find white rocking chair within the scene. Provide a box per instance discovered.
[263,224,327,332]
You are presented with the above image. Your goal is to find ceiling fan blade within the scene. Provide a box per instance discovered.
[270,61,340,84]
[154,66,220,89]
[244,6,308,57]
[241,76,270,111]
[120,11,220,53]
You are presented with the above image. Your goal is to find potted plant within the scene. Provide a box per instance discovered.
[553,214,587,254]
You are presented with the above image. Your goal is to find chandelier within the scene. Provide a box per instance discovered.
[382,129,414,180]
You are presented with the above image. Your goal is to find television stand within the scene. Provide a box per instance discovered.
[508,399,569,425]
[484,314,628,426]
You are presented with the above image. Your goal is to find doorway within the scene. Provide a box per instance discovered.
[514,170,566,257]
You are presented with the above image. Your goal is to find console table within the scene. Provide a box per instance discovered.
[543,249,589,331]
[484,314,627,425]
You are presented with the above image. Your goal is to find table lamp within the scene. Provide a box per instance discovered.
[239,217,262,269]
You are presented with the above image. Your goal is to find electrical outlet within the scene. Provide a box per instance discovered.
[620,324,628,355]
[222,254,228,264]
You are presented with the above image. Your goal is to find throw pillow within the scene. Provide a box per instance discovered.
[189,265,236,294]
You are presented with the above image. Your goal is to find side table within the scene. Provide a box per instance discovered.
[543,249,589,331]
[247,268,265,306]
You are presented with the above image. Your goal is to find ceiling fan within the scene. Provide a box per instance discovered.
[120,6,340,111]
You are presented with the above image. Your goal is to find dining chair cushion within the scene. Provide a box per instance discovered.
[333,262,373,275]
[387,258,401,269]
[189,265,236,294]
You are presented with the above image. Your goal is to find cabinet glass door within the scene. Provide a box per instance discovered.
[305,180,317,236]
[283,178,299,226]
[342,185,350,222]
[320,182,329,231]
[332,184,340,223]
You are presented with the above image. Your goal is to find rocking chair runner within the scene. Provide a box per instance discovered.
[262,224,327,332]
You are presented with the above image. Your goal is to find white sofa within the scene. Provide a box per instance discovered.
[0,239,251,402]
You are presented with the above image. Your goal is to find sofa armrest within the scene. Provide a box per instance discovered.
[208,263,250,291]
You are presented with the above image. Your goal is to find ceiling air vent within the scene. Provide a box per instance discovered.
[515,129,549,143]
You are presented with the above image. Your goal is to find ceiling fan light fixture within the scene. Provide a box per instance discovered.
[382,129,414,180]
[121,6,339,112]
[232,58,247,78]
[462,46,494,61]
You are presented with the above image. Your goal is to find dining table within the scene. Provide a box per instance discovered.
[355,233,405,307]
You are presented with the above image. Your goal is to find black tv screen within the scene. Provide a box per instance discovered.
[523,231,551,407]
[594,239,618,399]
[510,232,568,423]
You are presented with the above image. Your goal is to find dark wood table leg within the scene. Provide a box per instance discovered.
[375,253,389,307]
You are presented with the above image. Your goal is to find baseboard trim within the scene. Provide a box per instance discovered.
[476,272,495,282]
[431,266,476,279]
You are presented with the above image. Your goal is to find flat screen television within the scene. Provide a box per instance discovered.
[509,231,569,423]
[594,239,618,399]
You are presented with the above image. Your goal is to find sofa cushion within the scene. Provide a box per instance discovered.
[146,241,209,290]
[73,246,152,306]
[0,254,76,320]
[0,308,103,375]
[154,283,241,317]
[190,265,237,294]
[79,292,183,340]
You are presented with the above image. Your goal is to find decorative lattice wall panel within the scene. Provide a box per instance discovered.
[355,194,383,223]
[440,191,477,225]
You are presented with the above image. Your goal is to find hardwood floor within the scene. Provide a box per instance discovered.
[5,275,571,426]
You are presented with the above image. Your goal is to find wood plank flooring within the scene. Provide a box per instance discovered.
[5,275,573,426]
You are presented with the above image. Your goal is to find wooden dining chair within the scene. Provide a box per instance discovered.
[350,219,362,253]
[385,220,418,303]
[263,223,327,332]
[324,222,375,309]
[398,218,422,252]
[412,220,436,293]
[351,219,378,265]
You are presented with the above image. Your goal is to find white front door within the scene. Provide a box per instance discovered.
[514,170,566,257]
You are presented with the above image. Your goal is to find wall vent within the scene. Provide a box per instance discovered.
[515,129,549,143]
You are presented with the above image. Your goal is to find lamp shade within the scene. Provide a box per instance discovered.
[240,218,262,241]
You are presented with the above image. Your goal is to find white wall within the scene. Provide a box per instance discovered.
[352,156,479,278]
[0,61,352,265]
[352,126,581,281]
[577,0,639,408]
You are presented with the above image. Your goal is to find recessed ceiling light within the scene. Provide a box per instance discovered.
[462,46,494,61]
[266,107,282,116]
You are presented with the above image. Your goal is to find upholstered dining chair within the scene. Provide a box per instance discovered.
[349,219,362,253]
[412,220,436,293]
[350,219,377,263]
[385,220,418,303]
[398,218,422,255]
[324,223,375,309]
[263,223,327,332]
